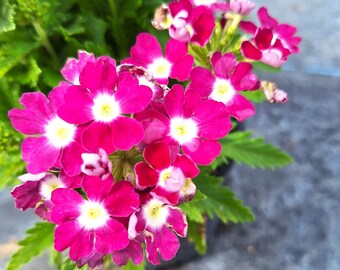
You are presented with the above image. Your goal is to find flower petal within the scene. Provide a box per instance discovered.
[104,181,140,217]
[135,162,159,188]
[115,73,152,114]
[82,122,115,154]
[183,138,221,165]
[95,219,129,253]
[51,188,83,224]
[227,94,255,122]
[110,117,144,150]
[22,136,60,174]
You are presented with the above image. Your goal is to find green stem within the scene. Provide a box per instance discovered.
[221,13,243,46]
[32,20,59,68]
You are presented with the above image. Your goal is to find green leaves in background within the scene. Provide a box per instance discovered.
[0,0,15,33]
[6,222,55,270]
[122,259,146,270]
[215,131,293,170]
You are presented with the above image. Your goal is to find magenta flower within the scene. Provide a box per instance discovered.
[61,51,95,85]
[129,196,187,265]
[240,7,301,54]
[51,176,139,262]
[11,172,80,221]
[241,28,291,67]
[230,0,255,16]
[58,57,152,153]
[135,142,199,204]
[8,90,84,175]
[123,33,194,84]
[169,0,215,46]
[112,239,144,266]
[136,84,232,165]
[189,52,259,121]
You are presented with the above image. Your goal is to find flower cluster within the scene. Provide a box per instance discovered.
[8,0,300,268]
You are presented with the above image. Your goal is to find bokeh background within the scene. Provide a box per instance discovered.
[1,0,340,269]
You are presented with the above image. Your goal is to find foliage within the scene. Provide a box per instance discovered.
[6,222,55,270]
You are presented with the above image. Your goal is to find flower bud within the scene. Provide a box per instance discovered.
[81,148,112,179]
[230,0,255,16]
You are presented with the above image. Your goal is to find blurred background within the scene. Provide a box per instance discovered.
[1,0,340,269]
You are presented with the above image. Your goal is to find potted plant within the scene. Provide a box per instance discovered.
[0,0,300,269]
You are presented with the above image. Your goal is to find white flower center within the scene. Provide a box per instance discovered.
[40,174,65,200]
[159,167,186,192]
[170,117,198,145]
[78,201,110,230]
[92,93,120,122]
[210,78,235,104]
[143,199,169,229]
[44,117,76,148]
[148,58,172,79]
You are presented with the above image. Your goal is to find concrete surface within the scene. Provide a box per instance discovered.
[1,0,340,269]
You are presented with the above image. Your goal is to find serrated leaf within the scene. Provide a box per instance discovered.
[0,0,15,33]
[121,259,146,270]
[50,249,63,270]
[6,222,55,270]
[221,131,293,169]
[194,171,255,224]
[187,219,206,254]
[182,169,254,225]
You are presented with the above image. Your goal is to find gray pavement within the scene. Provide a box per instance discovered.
[1,0,340,269]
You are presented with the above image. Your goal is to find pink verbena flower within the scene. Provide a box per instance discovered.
[241,28,291,67]
[61,51,95,85]
[189,0,230,12]
[189,52,259,121]
[230,0,255,16]
[11,172,80,221]
[169,0,215,46]
[128,196,187,265]
[123,33,194,84]
[240,7,301,54]
[58,57,152,153]
[51,176,139,262]
[8,90,84,175]
[111,235,144,266]
[135,142,199,204]
[136,84,232,165]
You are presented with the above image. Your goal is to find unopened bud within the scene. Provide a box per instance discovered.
[261,81,288,103]
[152,4,173,30]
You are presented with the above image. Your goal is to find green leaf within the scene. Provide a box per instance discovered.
[61,259,88,270]
[0,0,15,33]
[50,249,63,270]
[6,222,55,270]
[240,89,266,103]
[221,131,293,169]
[121,259,146,270]
[253,61,282,73]
[187,219,207,254]
[0,41,39,78]
[193,170,255,224]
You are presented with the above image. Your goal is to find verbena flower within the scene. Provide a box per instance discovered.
[58,57,152,153]
[8,90,85,176]
[123,33,194,84]
[129,195,187,265]
[168,0,215,46]
[51,176,139,262]
[135,142,199,205]
[189,52,259,121]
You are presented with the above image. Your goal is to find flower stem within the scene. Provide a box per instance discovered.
[32,20,59,68]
